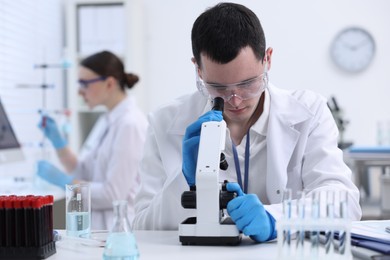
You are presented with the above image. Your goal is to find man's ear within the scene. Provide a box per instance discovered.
[192,57,201,71]
[265,47,273,71]
[192,57,202,79]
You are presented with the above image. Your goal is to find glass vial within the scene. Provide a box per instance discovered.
[377,121,384,146]
[103,200,139,260]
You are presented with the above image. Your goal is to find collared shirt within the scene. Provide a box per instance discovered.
[221,88,270,204]
[73,95,148,229]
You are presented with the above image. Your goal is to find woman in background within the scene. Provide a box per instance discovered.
[37,50,148,229]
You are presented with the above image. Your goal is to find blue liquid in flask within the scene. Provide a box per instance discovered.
[103,200,139,260]
[103,232,139,260]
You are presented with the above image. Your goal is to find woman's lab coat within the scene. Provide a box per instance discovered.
[73,96,148,230]
[133,84,362,230]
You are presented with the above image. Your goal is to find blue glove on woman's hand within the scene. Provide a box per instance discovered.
[36,160,74,189]
[37,116,67,149]
[226,182,277,242]
[182,110,223,187]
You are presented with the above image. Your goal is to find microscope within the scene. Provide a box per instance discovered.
[327,96,353,150]
[179,97,242,245]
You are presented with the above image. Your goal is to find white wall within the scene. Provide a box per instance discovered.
[133,0,390,146]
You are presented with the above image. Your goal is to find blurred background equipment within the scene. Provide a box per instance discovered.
[328,95,353,150]
[18,60,71,160]
[0,98,24,164]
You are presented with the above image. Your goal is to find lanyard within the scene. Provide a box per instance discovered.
[231,130,250,193]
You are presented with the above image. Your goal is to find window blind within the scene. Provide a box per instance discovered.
[0,0,64,151]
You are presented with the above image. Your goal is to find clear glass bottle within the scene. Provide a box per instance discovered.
[103,200,139,260]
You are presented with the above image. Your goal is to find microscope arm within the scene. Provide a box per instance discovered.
[196,119,226,229]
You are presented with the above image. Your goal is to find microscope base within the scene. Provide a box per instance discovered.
[180,235,241,246]
[179,217,242,246]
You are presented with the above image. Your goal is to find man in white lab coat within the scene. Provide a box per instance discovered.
[133,3,361,241]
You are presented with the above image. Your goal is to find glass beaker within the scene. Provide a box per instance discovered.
[65,183,91,238]
[103,200,139,260]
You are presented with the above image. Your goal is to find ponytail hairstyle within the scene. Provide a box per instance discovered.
[80,50,139,91]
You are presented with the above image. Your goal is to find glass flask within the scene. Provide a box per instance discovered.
[103,200,139,260]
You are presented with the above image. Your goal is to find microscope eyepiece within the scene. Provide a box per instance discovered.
[212,97,224,112]
[212,97,228,171]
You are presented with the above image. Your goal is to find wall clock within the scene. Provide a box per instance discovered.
[330,27,375,73]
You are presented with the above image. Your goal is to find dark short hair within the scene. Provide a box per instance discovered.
[80,50,139,91]
[191,3,266,68]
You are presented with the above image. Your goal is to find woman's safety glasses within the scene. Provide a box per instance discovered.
[196,70,268,102]
[78,76,107,90]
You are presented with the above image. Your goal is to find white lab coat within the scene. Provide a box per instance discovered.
[73,96,148,230]
[133,84,362,230]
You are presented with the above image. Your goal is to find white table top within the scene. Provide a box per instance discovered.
[50,230,377,260]
[346,151,390,161]
[0,160,65,201]
[52,230,278,260]
[0,177,65,201]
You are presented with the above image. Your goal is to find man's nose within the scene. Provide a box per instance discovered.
[226,94,243,107]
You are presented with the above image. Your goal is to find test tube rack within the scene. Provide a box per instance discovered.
[277,218,352,260]
[0,195,56,259]
[276,189,352,260]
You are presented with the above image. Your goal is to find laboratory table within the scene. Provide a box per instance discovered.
[49,230,378,260]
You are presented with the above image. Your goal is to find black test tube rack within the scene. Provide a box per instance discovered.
[0,195,56,259]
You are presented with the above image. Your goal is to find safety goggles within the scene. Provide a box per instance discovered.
[196,70,268,102]
[78,76,107,90]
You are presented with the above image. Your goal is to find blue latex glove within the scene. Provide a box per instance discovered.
[36,160,74,189]
[226,182,277,242]
[182,110,223,187]
[37,115,67,149]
